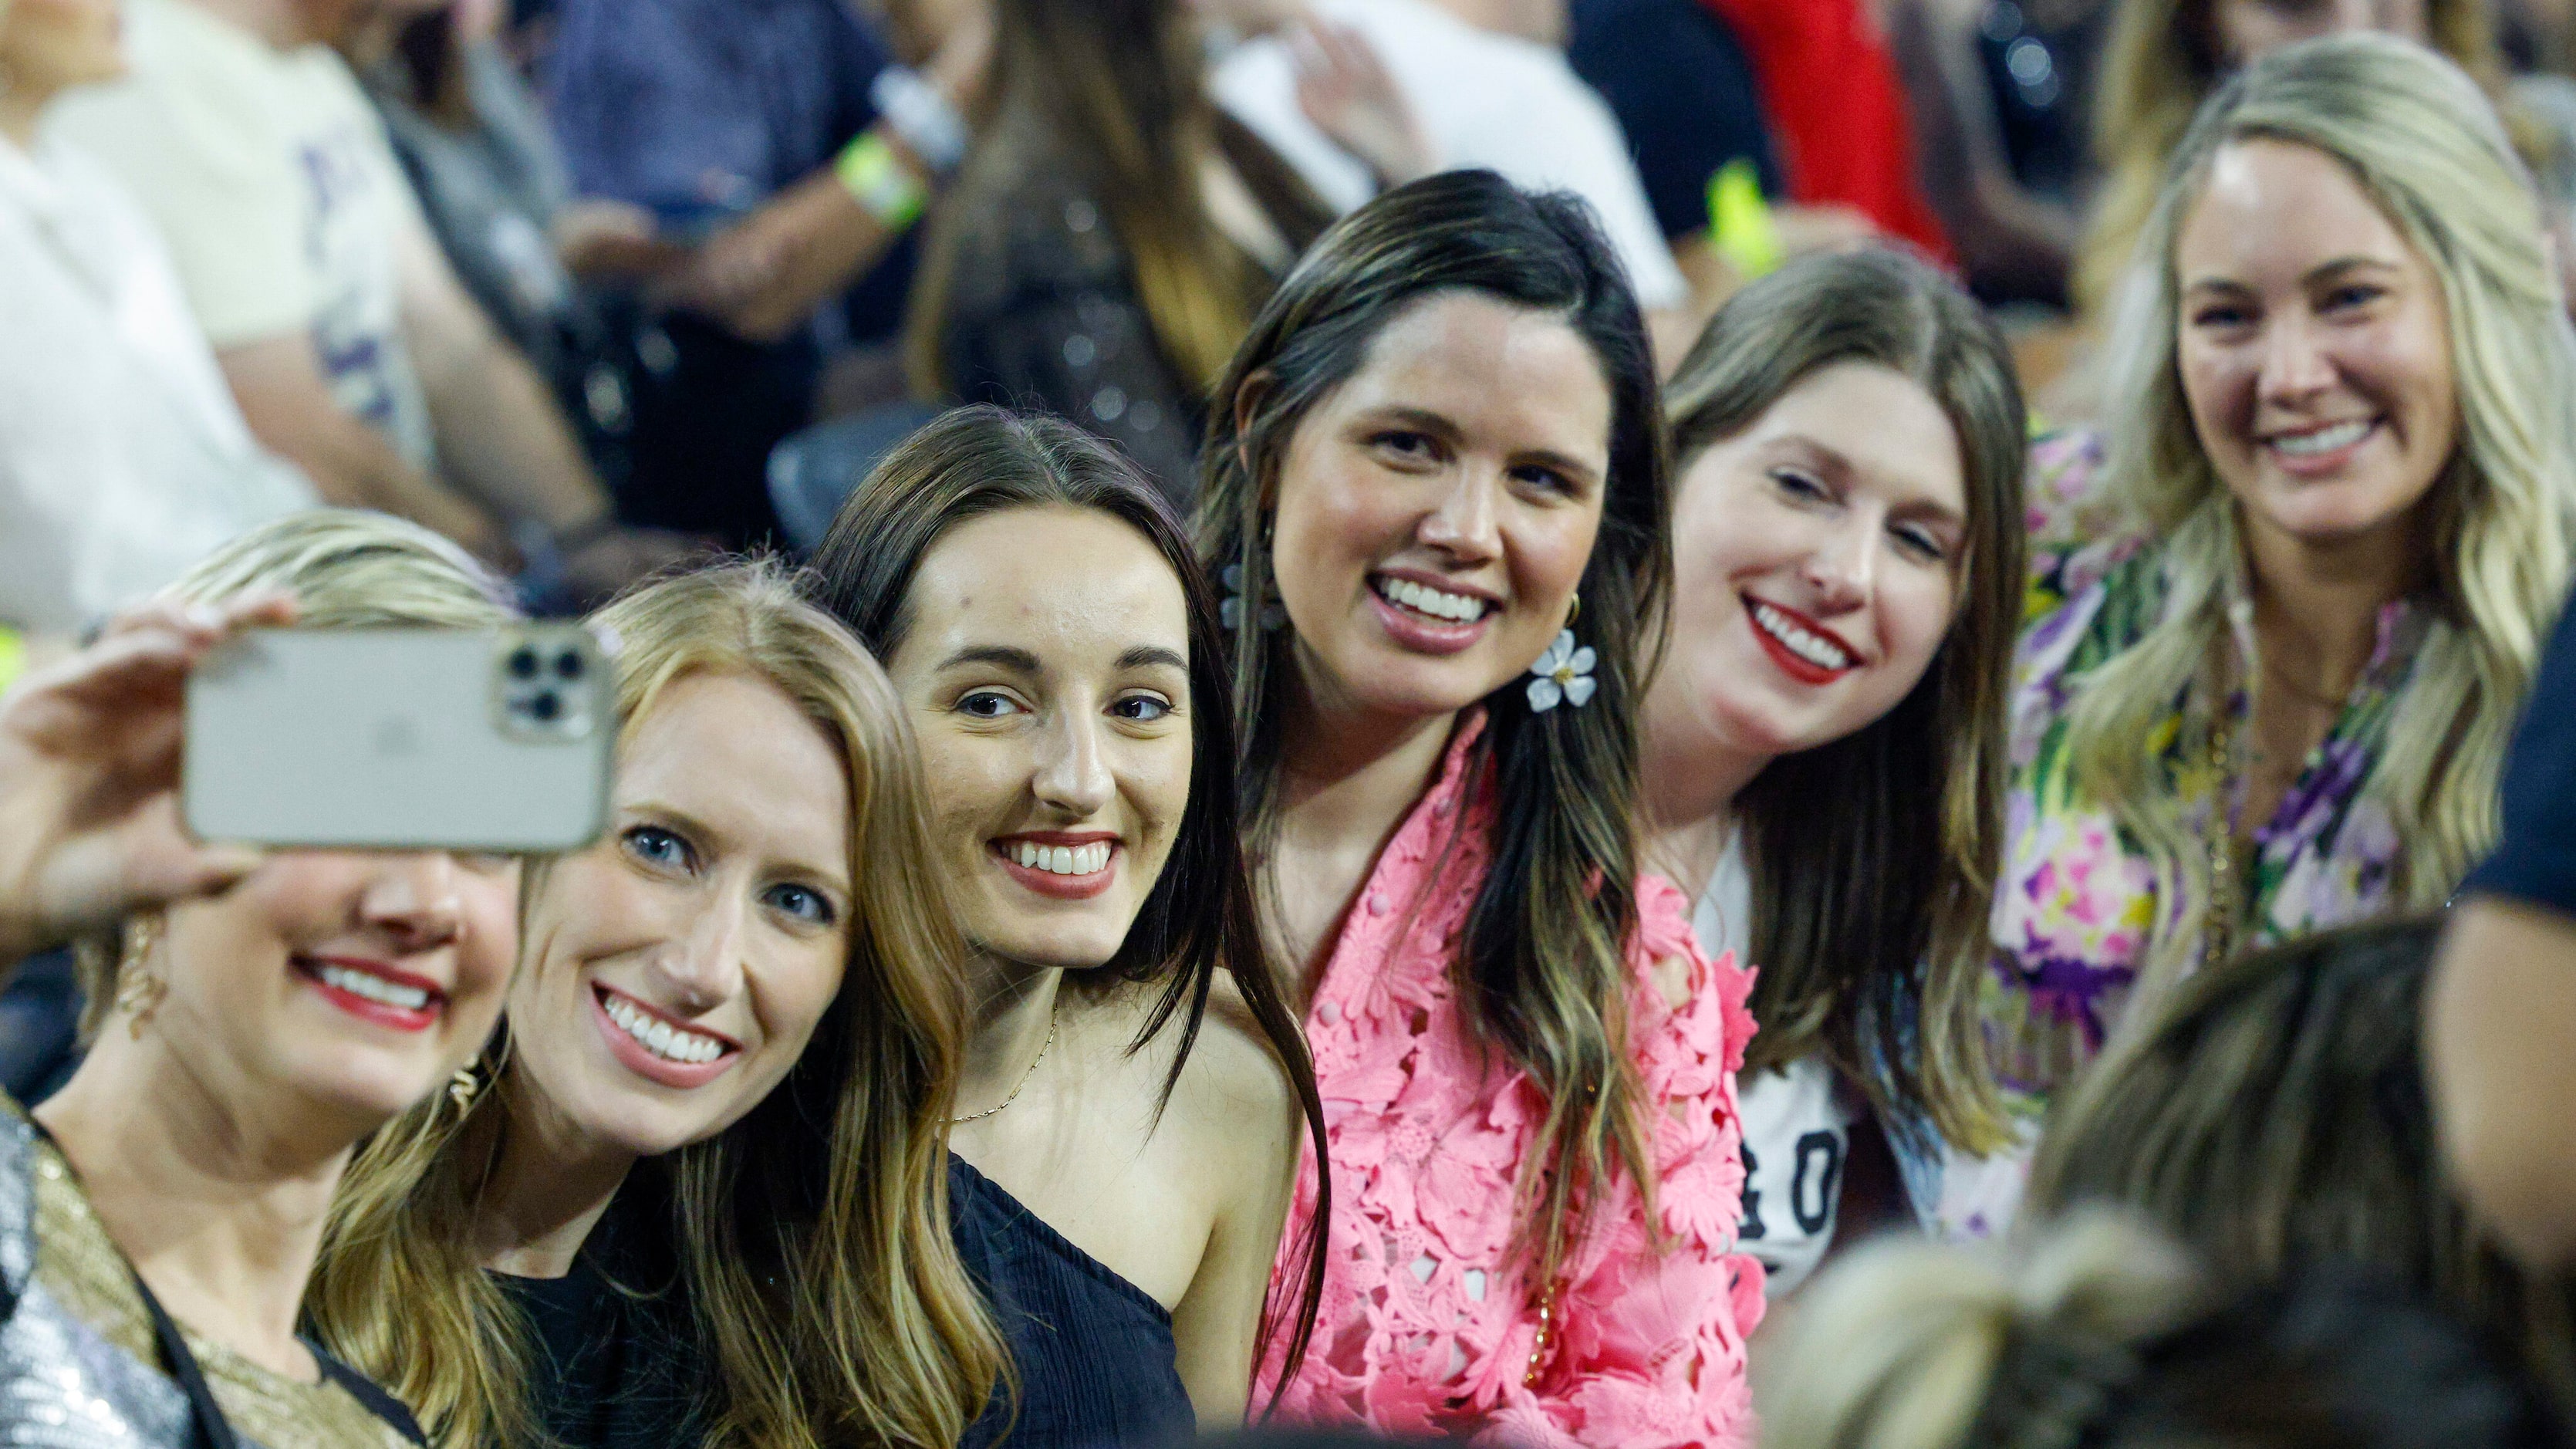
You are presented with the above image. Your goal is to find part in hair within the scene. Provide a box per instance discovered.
[1661,248,2024,1154]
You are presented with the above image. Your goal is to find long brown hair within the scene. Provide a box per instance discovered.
[1197,171,1672,1284]
[906,0,1328,397]
[309,560,1005,1449]
[2026,917,2576,1428]
[805,403,1332,1390]
[1660,248,2024,1155]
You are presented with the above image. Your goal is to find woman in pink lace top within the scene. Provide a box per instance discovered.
[1194,172,1764,1447]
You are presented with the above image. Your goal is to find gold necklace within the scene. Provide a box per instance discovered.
[2203,707,2244,972]
[950,1005,1058,1126]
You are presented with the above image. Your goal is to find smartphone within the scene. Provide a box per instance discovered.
[184,627,614,853]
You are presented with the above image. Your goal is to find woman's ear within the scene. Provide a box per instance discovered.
[1231,370,1277,500]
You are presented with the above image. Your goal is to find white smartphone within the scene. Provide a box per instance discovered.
[184,627,614,853]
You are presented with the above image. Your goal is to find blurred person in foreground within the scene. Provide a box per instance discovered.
[0,512,522,1449]
[2028,918,2576,1428]
[1760,1212,2556,1449]
[1975,36,2576,1213]
[42,0,687,604]
[908,0,1332,505]
[0,0,315,637]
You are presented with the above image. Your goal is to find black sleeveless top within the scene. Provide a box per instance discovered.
[950,1155,1194,1449]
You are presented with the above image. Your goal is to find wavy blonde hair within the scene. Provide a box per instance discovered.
[79,510,518,1035]
[307,559,1004,1449]
[2063,35,2576,1014]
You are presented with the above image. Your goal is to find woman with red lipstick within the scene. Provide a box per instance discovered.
[1637,248,2027,1297]
[309,561,1005,1449]
[1981,36,2576,1216]
[0,510,520,1449]
[810,405,1328,1445]
[1197,171,1762,1446]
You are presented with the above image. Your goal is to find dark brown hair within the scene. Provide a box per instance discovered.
[805,403,1330,1388]
[1197,170,1670,1282]
[1662,248,2025,1153]
[2027,917,2576,1429]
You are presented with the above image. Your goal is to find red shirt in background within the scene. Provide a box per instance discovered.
[1698,0,1954,263]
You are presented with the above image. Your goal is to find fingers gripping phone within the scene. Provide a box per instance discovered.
[184,628,614,853]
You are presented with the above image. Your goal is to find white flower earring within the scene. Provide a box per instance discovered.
[1221,562,1286,632]
[1527,630,1597,712]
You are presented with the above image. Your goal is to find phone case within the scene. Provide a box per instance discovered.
[184,627,614,853]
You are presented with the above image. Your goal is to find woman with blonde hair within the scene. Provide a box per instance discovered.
[307,559,1004,1449]
[1985,35,2576,1157]
[0,509,520,1449]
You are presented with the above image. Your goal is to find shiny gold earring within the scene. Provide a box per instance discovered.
[447,1062,481,1112]
[112,917,167,1039]
[1565,590,1582,627]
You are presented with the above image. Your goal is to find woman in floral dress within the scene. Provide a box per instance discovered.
[1980,36,2576,1218]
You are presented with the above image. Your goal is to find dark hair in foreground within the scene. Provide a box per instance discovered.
[1662,248,2026,1155]
[2027,917,2576,1427]
[805,404,1331,1388]
[1760,1211,2556,1449]
[1196,170,1670,1284]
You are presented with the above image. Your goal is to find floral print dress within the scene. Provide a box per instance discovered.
[1260,710,1765,1448]
[1984,431,2429,1127]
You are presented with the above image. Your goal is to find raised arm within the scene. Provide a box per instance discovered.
[0,598,290,966]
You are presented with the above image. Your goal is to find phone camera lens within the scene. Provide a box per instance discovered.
[508,647,541,681]
[554,649,586,680]
[529,690,562,723]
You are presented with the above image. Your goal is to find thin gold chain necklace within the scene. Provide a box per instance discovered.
[950,1003,1058,1126]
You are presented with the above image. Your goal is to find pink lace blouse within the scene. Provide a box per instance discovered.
[1261,711,1765,1447]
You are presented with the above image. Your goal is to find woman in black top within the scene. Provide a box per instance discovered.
[811,405,1328,1442]
[309,560,1004,1449]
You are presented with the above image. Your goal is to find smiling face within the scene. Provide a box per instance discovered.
[2174,138,2458,562]
[155,849,517,1126]
[886,505,1193,971]
[1266,290,1612,724]
[1653,360,1970,764]
[508,671,853,1161]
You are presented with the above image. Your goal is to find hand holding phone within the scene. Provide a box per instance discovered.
[184,627,614,853]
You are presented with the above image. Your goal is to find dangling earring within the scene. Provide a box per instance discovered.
[112,917,168,1039]
[1223,525,1288,633]
[447,1062,482,1113]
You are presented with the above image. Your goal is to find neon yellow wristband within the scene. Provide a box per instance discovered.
[836,130,927,229]
[0,626,24,698]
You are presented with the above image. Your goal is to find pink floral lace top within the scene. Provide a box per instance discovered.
[1260,711,1765,1448]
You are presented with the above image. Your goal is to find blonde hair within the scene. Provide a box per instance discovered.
[307,559,1005,1449]
[1758,1213,2210,1449]
[79,510,519,1035]
[2076,0,2509,312]
[2062,35,2576,1013]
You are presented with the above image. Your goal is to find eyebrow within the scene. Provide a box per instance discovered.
[1364,405,1605,489]
[934,644,1043,674]
[1118,645,1190,673]
[2182,255,2401,296]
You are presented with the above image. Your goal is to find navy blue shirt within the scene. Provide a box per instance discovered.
[542,0,887,231]
[1567,0,1781,242]
[2469,593,2576,914]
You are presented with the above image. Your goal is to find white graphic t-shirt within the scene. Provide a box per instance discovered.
[1695,831,1862,1299]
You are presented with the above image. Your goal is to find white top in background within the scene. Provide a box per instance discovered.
[1208,0,1689,311]
[1695,829,1861,1299]
[49,0,438,471]
[0,131,316,633]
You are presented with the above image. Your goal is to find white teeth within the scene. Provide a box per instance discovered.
[315,964,432,1012]
[2270,419,2372,457]
[1008,841,1111,875]
[1376,576,1488,623]
[1751,602,1853,671]
[603,994,727,1065]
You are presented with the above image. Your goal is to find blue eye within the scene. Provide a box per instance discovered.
[623,826,694,872]
[762,882,835,926]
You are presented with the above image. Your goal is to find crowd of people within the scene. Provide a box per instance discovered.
[8,0,2576,1445]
